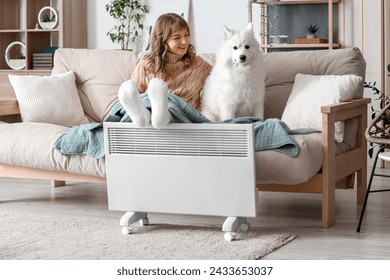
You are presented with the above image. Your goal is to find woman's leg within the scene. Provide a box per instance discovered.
[147,78,172,128]
[118,80,151,127]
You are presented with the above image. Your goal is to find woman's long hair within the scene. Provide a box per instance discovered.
[144,13,196,79]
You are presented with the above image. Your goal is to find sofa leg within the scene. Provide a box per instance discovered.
[322,171,336,228]
[322,189,335,228]
[50,180,65,187]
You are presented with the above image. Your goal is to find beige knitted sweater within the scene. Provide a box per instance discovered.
[131,52,212,110]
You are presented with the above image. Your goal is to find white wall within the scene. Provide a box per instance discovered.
[87,0,251,53]
[189,0,250,53]
[361,0,382,91]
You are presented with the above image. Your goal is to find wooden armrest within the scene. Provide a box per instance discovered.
[321,98,371,122]
[0,98,20,116]
[320,97,370,143]
[321,97,369,182]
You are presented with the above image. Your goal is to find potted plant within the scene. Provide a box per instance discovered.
[5,41,26,70]
[105,0,149,50]
[41,14,56,29]
[38,6,58,29]
[306,24,319,39]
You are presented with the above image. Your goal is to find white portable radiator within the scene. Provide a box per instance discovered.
[103,122,257,241]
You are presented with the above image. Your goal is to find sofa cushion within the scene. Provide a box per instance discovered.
[281,73,363,143]
[8,71,88,126]
[263,47,366,119]
[255,125,354,184]
[52,49,145,123]
[0,122,105,177]
[256,133,323,184]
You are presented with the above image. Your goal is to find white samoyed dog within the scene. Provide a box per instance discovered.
[201,23,265,122]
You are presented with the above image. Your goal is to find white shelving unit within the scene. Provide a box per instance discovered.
[0,0,87,98]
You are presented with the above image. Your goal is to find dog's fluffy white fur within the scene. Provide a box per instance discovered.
[201,23,265,122]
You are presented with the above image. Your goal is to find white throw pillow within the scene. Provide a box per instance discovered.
[8,71,88,126]
[281,73,363,143]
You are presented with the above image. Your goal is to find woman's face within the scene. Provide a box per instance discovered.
[166,28,190,56]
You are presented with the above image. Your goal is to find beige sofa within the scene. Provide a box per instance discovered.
[0,47,369,228]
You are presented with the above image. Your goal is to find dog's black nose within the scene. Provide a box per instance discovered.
[239,55,246,62]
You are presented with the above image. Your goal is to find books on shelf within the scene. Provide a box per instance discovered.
[32,53,53,69]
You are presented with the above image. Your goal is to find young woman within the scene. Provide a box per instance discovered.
[118,13,212,128]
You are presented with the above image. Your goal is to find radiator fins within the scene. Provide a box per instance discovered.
[107,127,249,157]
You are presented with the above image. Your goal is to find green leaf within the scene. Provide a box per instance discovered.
[105,0,149,49]
[368,147,373,159]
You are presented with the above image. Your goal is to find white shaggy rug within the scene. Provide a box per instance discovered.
[0,210,296,260]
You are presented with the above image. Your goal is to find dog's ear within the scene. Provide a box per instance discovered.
[245,23,254,32]
[223,25,233,39]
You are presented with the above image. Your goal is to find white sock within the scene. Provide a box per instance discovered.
[118,80,151,128]
[147,78,172,128]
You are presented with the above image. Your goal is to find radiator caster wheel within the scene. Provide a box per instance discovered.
[121,226,133,235]
[240,222,251,232]
[140,217,149,226]
[224,232,236,242]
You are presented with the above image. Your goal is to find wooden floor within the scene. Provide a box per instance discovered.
[1,171,390,260]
